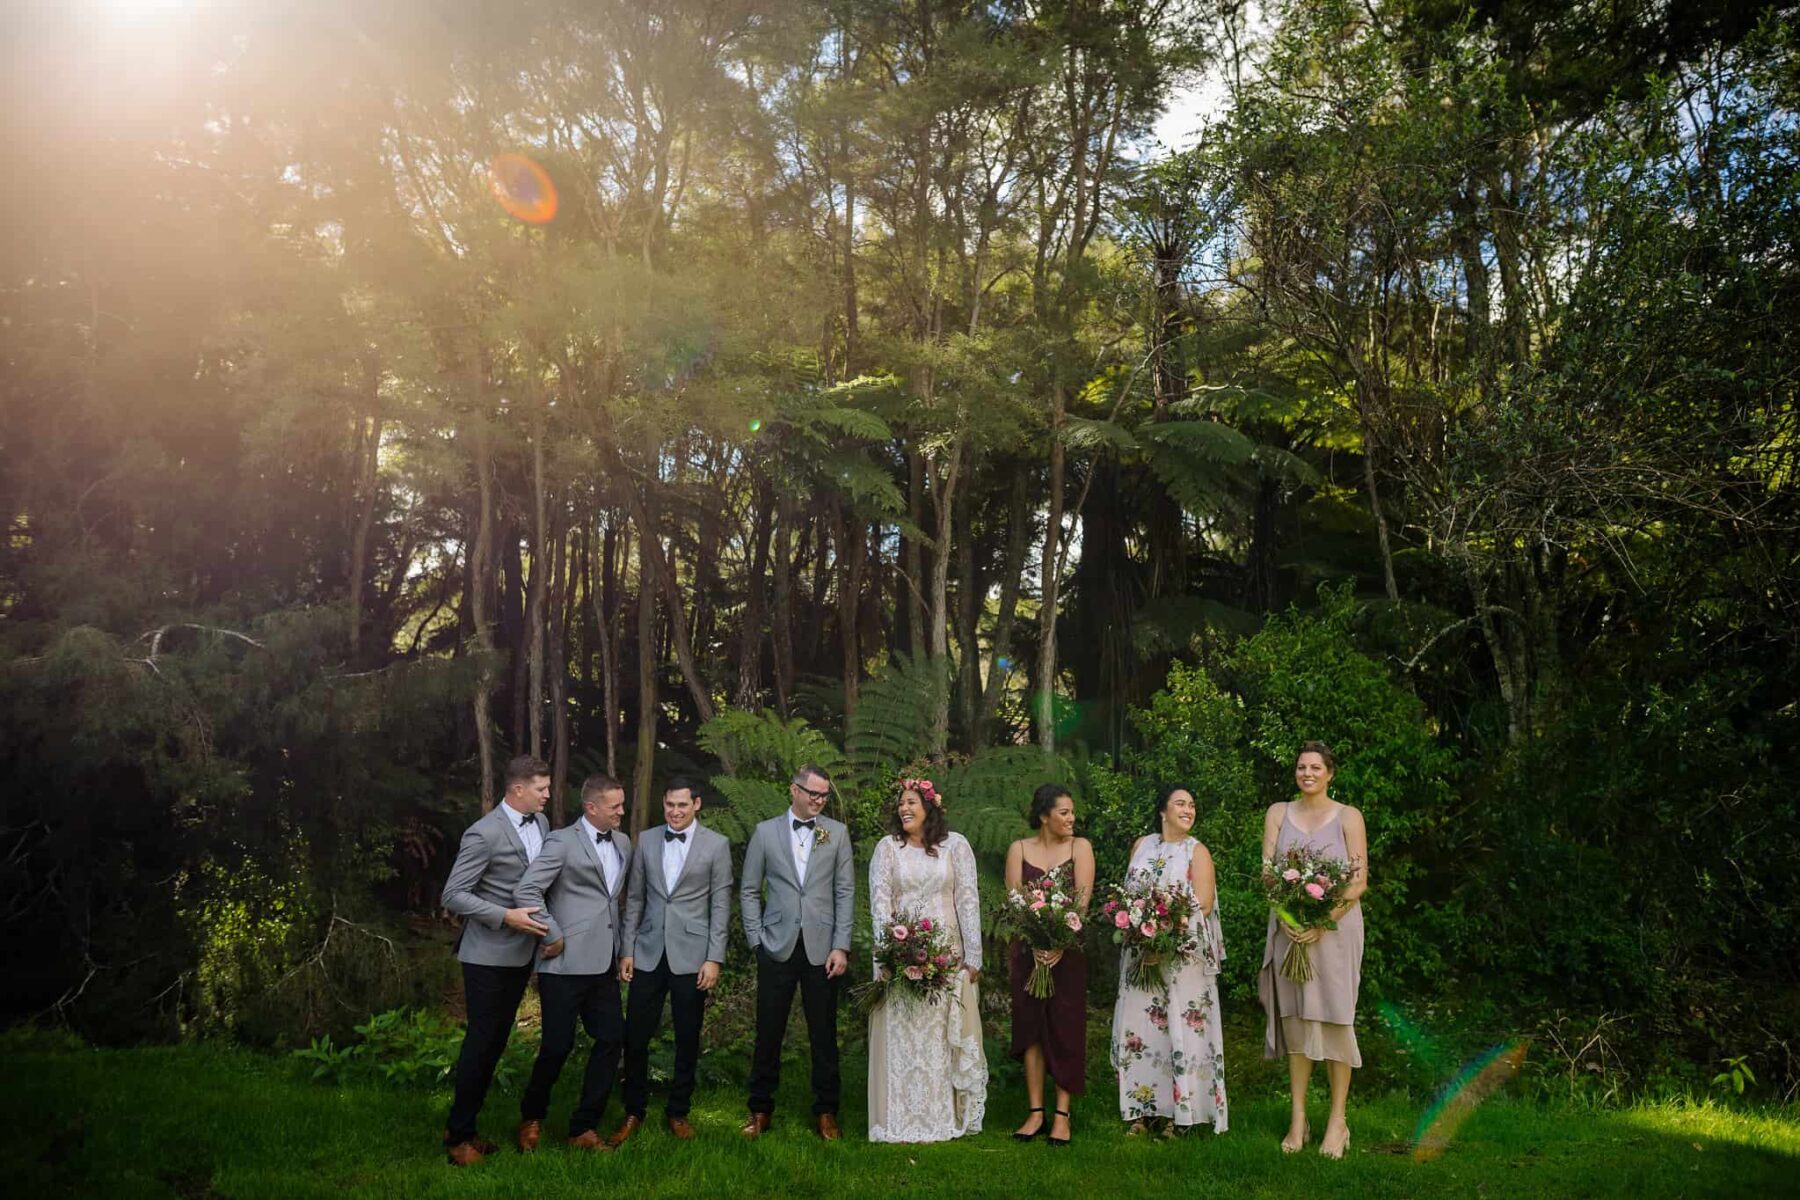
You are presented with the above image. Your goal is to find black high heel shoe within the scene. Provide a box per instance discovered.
[1048,1108,1072,1147]
[1013,1107,1047,1142]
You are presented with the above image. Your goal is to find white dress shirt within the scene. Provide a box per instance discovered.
[583,814,622,893]
[508,804,544,863]
[790,811,817,884]
[662,823,692,889]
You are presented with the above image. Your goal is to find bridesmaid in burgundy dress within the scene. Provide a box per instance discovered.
[1005,783,1095,1147]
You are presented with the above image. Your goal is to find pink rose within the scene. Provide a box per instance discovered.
[904,966,924,980]
[1140,921,1157,938]
[1282,868,1301,882]
[934,954,951,966]
[1030,900,1046,912]
[1065,912,1082,932]
[1155,903,1168,916]
[918,918,933,932]
[1304,882,1326,900]
[890,923,910,941]
[1114,911,1131,929]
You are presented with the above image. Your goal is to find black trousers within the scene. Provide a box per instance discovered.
[519,968,624,1136]
[747,942,841,1116]
[445,961,533,1144]
[620,959,705,1118]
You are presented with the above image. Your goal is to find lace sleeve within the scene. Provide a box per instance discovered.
[949,834,982,971]
[869,837,894,980]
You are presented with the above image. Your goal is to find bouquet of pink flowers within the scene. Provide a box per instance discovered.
[1260,845,1356,983]
[851,907,959,1016]
[996,861,1085,999]
[1100,871,1197,990]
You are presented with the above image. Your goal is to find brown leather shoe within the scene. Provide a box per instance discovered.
[665,1115,697,1140]
[516,1119,542,1153]
[442,1131,498,1156]
[568,1130,610,1151]
[815,1113,842,1141]
[741,1111,772,1139]
[605,1115,643,1148]
[445,1140,486,1167]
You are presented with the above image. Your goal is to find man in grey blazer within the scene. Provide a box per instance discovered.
[739,763,854,1140]
[609,777,733,1145]
[513,773,634,1152]
[440,755,553,1166]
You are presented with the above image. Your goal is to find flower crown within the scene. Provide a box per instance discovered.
[900,777,942,808]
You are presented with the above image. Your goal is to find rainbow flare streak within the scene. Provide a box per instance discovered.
[1411,1040,1530,1162]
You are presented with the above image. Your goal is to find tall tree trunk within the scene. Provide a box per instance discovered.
[1357,388,1401,604]
[346,396,383,661]
[593,516,623,779]
[527,419,549,757]
[1036,384,1067,752]
[737,487,772,710]
[904,450,928,655]
[954,478,980,748]
[831,497,864,719]
[624,478,716,725]
[977,471,1029,746]
[632,528,658,833]
[548,508,571,825]
[504,527,529,751]
[471,419,498,813]
[770,492,796,717]
[927,440,961,760]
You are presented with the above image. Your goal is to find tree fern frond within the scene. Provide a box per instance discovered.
[843,653,947,794]
[697,707,844,782]
[704,776,794,845]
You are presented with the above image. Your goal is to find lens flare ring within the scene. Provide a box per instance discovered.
[487,153,557,225]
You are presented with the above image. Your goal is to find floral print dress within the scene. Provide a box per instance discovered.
[1109,835,1227,1130]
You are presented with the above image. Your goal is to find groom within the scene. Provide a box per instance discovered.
[739,764,853,1140]
[610,777,733,1145]
[439,755,552,1166]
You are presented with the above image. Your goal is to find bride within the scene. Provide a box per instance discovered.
[866,778,986,1143]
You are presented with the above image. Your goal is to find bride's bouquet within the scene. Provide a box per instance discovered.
[1100,871,1197,990]
[996,862,1084,999]
[1260,845,1356,983]
[852,908,959,1016]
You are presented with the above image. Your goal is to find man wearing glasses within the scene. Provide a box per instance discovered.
[738,764,855,1140]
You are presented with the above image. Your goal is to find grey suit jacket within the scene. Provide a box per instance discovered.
[620,822,732,975]
[740,813,854,965]
[441,804,544,968]
[513,821,634,976]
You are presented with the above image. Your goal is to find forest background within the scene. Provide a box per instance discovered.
[2,0,1797,1110]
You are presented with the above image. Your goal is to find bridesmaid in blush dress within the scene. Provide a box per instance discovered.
[1004,783,1094,1147]
[1259,741,1368,1160]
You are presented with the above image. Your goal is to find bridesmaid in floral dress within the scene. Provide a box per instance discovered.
[1110,785,1227,1136]
[1005,783,1094,1147]
[1260,741,1367,1160]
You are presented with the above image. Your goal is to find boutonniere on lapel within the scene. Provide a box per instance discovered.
[813,826,832,847]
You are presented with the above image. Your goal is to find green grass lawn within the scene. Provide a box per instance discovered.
[1,1040,1795,1199]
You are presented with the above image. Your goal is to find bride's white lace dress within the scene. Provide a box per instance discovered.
[866,832,987,1143]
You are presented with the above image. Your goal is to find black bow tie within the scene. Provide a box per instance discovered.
[517,815,535,829]
[664,830,687,843]
[595,829,613,846]
[793,818,816,831]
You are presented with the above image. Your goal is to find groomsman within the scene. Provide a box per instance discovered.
[513,773,635,1152]
[739,764,854,1140]
[609,778,733,1145]
[440,755,552,1166]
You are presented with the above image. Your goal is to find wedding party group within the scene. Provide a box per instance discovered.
[437,742,1367,1166]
